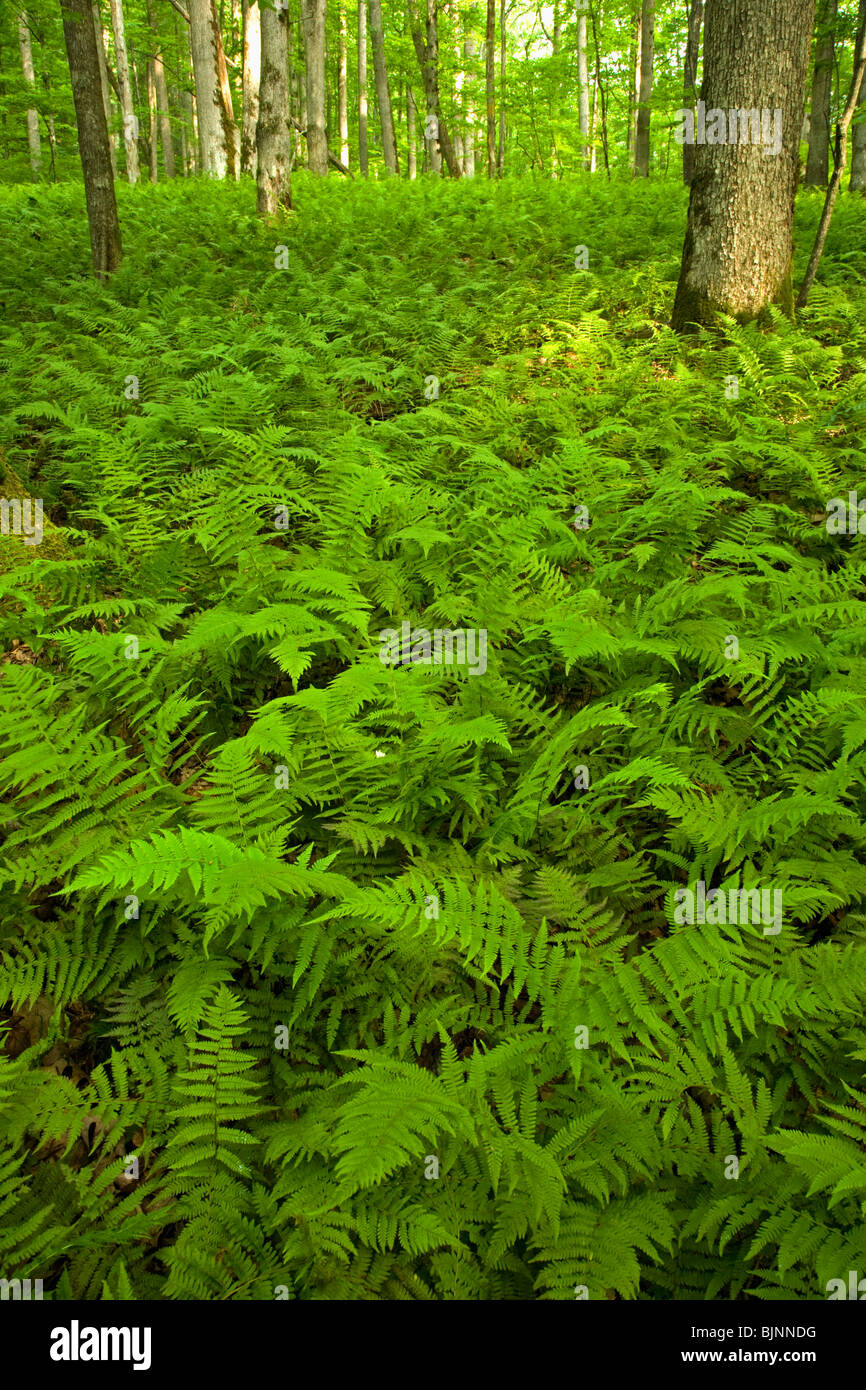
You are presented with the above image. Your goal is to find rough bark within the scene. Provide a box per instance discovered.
[682,0,702,184]
[212,0,240,175]
[577,1,589,168]
[302,0,328,174]
[256,0,291,212]
[358,0,368,173]
[338,2,349,166]
[18,13,42,176]
[109,0,140,181]
[59,0,123,277]
[188,0,230,174]
[408,0,459,175]
[671,0,815,331]
[633,0,653,176]
[805,0,837,186]
[852,66,866,190]
[369,0,398,171]
[92,2,118,175]
[485,0,494,175]
[241,0,260,174]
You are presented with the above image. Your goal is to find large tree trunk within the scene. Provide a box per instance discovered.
[189,0,231,175]
[256,0,291,212]
[633,0,653,176]
[358,0,368,174]
[577,0,590,168]
[852,66,866,190]
[369,0,398,172]
[17,13,42,177]
[241,0,260,174]
[302,0,328,174]
[338,2,349,166]
[59,0,122,277]
[671,0,815,331]
[682,0,702,184]
[485,0,494,175]
[805,0,837,186]
[109,0,140,181]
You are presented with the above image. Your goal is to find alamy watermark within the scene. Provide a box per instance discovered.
[0,497,43,545]
[674,103,783,158]
[674,880,782,935]
[378,621,487,676]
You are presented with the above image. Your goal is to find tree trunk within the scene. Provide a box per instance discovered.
[338,2,349,166]
[805,0,837,186]
[682,0,702,184]
[109,0,140,181]
[671,0,815,331]
[633,0,653,176]
[256,0,291,212]
[485,0,494,175]
[189,0,231,175]
[303,0,328,174]
[852,66,866,190]
[92,2,117,176]
[18,13,42,177]
[148,0,175,178]
[147,57,158,179]
[407,83,417,175]
[59,0,122,277]
[463,32,475,174]
[497,0,505,173]
[577,1,589,168]
[369,0,398,171]
[358,0,368,174]
[628,3,640,154]
[241,0,260,174]
[213,0,240,176]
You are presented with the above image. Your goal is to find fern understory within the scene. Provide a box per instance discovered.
[0,174,865,1300]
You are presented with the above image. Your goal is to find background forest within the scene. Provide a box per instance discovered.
[1,0,866,1303]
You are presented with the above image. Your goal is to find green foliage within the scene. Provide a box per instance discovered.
[1,175,865,1300]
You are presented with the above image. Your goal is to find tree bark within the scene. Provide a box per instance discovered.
[18,13,42,177]
[188,0,231,174]
[241,0,260,174]
[671,0,815,331]
[303,0,328,174]
[497,0,505,173]
[463,31,475,174]
[682,0,702,184]
[577,0,590,168]
[59,0,123,277]
[147,55,158,178]
[633,0,653,176]
[338,2,349,166]
[369,0,398,171]
[852,65,866,190]
[358,0,368,173]
[805,0,837,186]
[213,0,240,175]
[485,0,494,175]
[148,0,176,177]
[92,2,118,176]
[407,83,417,175]
[109,0,140,181]
[408,0,459,175]
[256,0,291,212]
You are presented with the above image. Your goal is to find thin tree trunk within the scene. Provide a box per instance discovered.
[358,0,368,173]
[805,0,837,186]
[213,0,240,176]
[463,32,475,174]
[147,57,158,178]
[303,0,328,174]
[798,0,866,302]
[109,0,140,181]
[589,0,608,177]
[407,83,417,175]
[338,1,349,166]
[241,0,260,174]
[682,0,702,184]
[146,0,175,178]
[851,66,866,190]
[577,0,589,168]
[92,2,117,175]
[633,0,653,176]
[18,13,42,176]
[485,0,494,175]
[628,3,640,154]
[256,0,291,212]
[369,0,398,171]
[672,0,816,330]
[497,0,505,173]
[408,0,459,175]
[188,0,230,174]
[59,0,122,277]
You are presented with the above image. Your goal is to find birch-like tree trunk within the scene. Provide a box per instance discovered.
[147,55,158,179]
[189,0,231,176]
[671,0,815,330]
[109,0,140,181]
[17,13,42,176]
[633,0,653,176]
[303,0,328,174]
[256,0,291,212]
[59,0,122,276]
[358,0,368,174]
[241,0,260,175]
[338,3,349,166]
[577,1,590,168]
[407,84,417,175]
[369,0,398,172]
[805,0,837,186]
